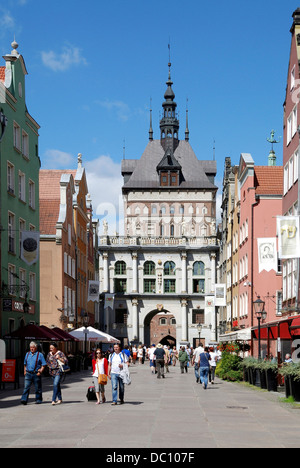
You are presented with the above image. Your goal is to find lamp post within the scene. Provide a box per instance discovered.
[197,323,202,347]
[253,297,267,360]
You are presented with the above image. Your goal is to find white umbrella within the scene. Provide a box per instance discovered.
[69,326,120,343]
[99,331,121,343]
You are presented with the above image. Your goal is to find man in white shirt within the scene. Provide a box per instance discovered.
[193,343,204,383]
[108,343,129,405]
[148,344,156,374]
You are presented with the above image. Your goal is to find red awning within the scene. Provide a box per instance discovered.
[252,320,293,340]
[52,327,78,342]
[4,324,61,341]
[290,317,300,336]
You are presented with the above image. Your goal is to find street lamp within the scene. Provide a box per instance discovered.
[197,323,202,347]
[253,297,267,360]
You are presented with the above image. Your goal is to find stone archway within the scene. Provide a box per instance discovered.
[144,309,177,346]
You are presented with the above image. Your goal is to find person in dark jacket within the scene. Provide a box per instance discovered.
[154,343,166,379]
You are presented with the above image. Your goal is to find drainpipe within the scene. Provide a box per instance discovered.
[251,194,260,328]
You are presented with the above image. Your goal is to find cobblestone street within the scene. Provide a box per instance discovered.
[1,363,300,449]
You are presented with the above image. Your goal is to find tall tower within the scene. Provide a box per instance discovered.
[159,62,179,152]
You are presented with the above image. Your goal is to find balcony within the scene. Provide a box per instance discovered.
[100,235,218,248]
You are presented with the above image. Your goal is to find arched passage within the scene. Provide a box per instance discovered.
[144,309,177,347]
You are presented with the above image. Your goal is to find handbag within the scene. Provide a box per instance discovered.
[57,355,70,373]
[97,361,108,386]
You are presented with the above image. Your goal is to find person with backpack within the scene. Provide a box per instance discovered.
[198,347,211,390]
[108,343,129,406]
[21,342,47,405]
[179,346,189,374]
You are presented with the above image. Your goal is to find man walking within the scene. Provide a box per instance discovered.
[154,343,166,379]
[108,343,129,405]
[21,342,46,405]
[193,342,204,383]
[179,346,189,374]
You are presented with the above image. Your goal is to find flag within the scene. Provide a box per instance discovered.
[88,281,100,303]
[104,293,115,310]
[257,238,277,273]
[20,231,39,266]
[277,216,300,259]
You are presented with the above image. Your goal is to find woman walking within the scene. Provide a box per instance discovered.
[198,347,211,390]
[92,349,109,405]
[179,346,189,374]
[46,342,68,406]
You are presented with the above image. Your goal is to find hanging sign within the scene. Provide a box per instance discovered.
[257,238,277,273]
[20,231,40,266]
[277,216,300,259]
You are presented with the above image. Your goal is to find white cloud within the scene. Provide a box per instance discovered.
[42,149,74,169]
[97,99,130,122]
[85,155,124,235]
[41,44,87,72]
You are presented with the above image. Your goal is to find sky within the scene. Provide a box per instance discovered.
[0,0,299,233]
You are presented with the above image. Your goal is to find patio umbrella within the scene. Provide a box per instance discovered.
[4,324,61,341]
[52,327,79,342]
[69,326,120,343]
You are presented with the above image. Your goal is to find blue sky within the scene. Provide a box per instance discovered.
[0,0,299,230]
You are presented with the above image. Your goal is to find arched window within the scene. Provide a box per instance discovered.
[115,261,127,275]
[144,261,155,276]
[164,261,176,276]
[170,224,175,237]
[193,261,205,276]
[152,205,157,215]
[160,317,167,325]
[161,206,166,215]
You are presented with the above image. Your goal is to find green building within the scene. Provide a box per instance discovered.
[0,40,40,356]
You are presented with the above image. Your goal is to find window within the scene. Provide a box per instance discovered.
[29,180,35,209]
[115,308,127,324]
[114,279,127,293]
[7,162,15,194]
[29,273,36,302]
[19,219,25,255]
[160,318,167,325]
[22,130,29,158]
[193,279,205,294]
[115,261,127,275]
[164,279,176,293]
[152,205,157,215]
[287,115,292,145]
[8,212,15,253]
[294,150,299,183]
[192,309,204,324]
[291,65,296,90]
[284,164,289,195]
[19,171,26,201]
[19,268,26,298]
[193,261,205,276]
[144,279,156,293]
[13,122,21,150]
[170,224,175,237]
[144,261,155,275]
[8,264,16,295]
[164,261,176,276]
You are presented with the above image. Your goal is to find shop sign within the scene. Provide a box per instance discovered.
[1,360,16,383]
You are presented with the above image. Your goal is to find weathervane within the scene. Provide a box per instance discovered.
[267,130,281,152]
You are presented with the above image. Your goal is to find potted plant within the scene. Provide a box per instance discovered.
[279,363,300,401]
[262,361,278,392]
[241,357,259,385]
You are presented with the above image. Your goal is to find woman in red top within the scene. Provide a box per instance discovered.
[92,349,109,405]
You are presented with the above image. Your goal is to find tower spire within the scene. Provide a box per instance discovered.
[185,98,189,142]
[160,46,179,152]
[149,97,153,141]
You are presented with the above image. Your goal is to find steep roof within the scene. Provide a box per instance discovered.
[254,166,283,196]
[122,140,217,190]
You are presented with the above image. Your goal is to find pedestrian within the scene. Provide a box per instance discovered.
[122,345,132,364]
[209,347,218,384]
[193,342,204,383]
[198,347,211,390]
[46,342,68,406]
[21,342,46,405]
[172,346,178,366]
[132,345,137,364]
[179,346,189,374]
[285,354,293,363]
[92,349,109,405]
[154,343,166,379]
[138,345,143,364]
[164,345,170,374]
[148,344,156,374]
[108,343,129,405]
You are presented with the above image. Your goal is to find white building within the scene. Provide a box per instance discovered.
[99,62,218,347]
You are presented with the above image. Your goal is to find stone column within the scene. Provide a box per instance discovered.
[132,298,139,341]
[181,252,187,293]
[103,252,109,293]
[210,253,216,294]
[132,252,138,293]
[181,298,188,342]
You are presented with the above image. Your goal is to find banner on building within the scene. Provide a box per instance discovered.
[257,238,277,273]
[88,281,100,303]
[20,231,39,266]
[104,293,115,310]
[214,284,226,307]
[277,216,300,259]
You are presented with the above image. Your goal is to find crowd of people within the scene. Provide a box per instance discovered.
[19,340,222,406]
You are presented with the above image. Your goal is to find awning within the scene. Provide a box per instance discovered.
[4,324,64,341]
[289,317,300,336]
[219,328,252,342]
[252,317,300,340]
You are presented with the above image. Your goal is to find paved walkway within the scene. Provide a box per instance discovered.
[1,362,300,448]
